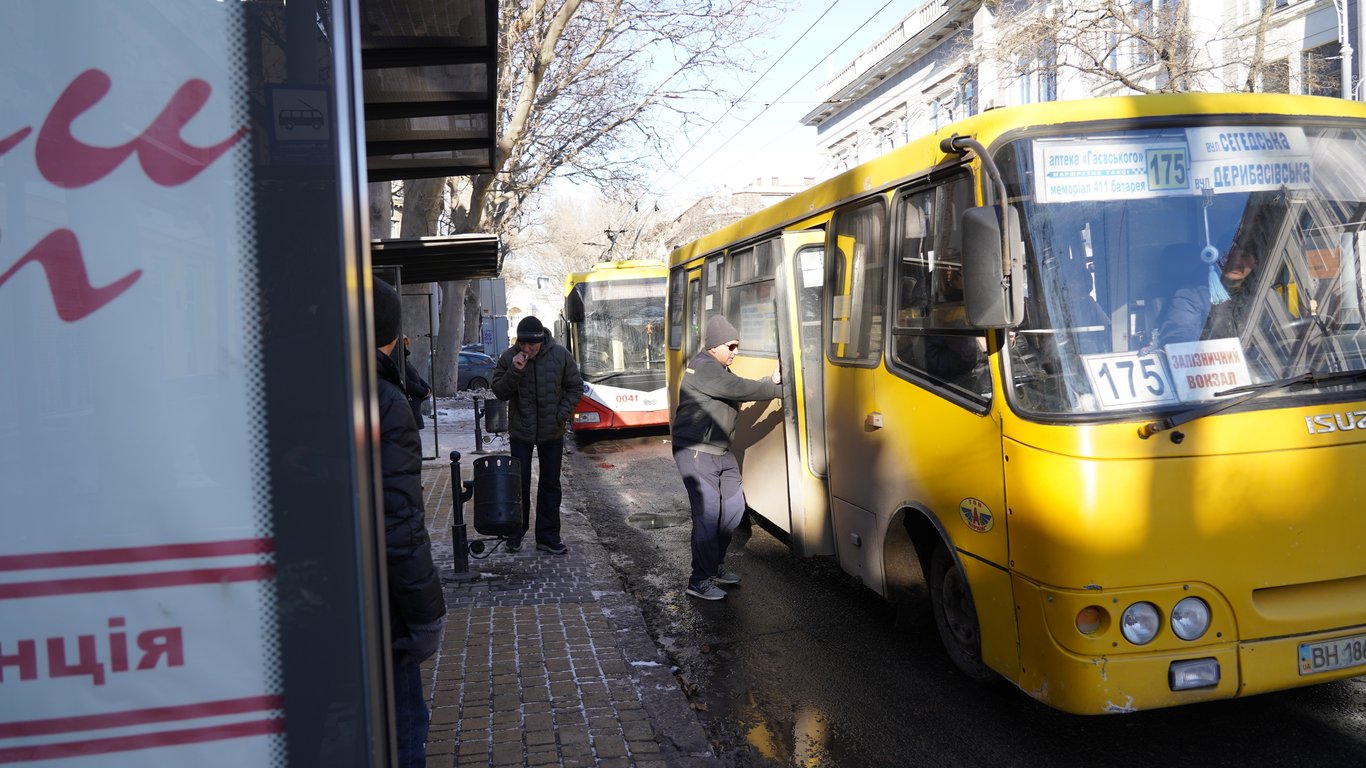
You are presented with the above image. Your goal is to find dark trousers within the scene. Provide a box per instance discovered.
[510,436,564,545]
[673,447,745,586]
[392,657,428,767]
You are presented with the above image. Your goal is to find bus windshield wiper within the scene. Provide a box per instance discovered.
[1138,367,1366,439]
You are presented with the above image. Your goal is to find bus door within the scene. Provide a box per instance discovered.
[823,201,890,588]
[775,230,835,557]
[724,242,790,534]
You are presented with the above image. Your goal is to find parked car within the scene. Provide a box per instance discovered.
[457,350,496,391]
[461,343,485,353]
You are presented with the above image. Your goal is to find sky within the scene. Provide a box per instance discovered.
[646,0,913,210]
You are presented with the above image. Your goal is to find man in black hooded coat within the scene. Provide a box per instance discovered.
[372,278,446,767]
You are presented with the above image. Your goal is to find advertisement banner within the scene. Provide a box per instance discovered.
[1,2,282,764]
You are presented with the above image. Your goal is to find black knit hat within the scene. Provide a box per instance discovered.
[704,314,739,350]
[516,315,546,343]
[372,278,401,347]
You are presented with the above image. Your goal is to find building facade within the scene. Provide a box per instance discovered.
[802,0,1362,178]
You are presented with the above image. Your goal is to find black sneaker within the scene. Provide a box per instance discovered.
[536,541,568,555]
[504,537,522,552]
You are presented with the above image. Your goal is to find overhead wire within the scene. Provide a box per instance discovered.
[658,0,898,199]
[664,0,844,170]
[599,0,845,257]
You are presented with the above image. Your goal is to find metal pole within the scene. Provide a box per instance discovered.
[1336,0,1356,99]
[472,397,487,454]
[445,451,478,583]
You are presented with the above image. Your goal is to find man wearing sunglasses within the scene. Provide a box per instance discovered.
[671,314,782,601]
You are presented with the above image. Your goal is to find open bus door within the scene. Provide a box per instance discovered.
[774,230,835,557]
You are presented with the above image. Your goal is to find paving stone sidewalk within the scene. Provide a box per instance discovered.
[418,451,717,767]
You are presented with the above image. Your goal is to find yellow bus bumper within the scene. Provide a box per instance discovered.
[1011,577,1366,713]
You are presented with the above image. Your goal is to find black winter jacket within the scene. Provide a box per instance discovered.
[376,351,446,643]
[671,350,781,455]
[491,333,583,444]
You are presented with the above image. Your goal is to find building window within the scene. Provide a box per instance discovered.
[1264,58,1290,93]
[1303,41,1342,97]
[960,67,978,117]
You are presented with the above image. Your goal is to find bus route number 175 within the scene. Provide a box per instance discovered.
[1083,351,1179,409]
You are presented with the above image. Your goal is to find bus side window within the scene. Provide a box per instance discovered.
[725,241,778,356]
[700,255,724,351]
[891,178,991,400]
[828,201,886,364]
[667,268,686,350]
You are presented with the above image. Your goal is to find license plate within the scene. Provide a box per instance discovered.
[1298,632,1366,675]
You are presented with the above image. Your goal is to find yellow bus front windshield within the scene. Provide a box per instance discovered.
[998,121,1366,418]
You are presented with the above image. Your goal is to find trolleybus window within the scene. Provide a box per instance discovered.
[702,256,724,339]
[828,201,886,363]
[726,241,778,355]
[668,268,686,350]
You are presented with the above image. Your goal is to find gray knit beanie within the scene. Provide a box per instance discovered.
[703,315,739,350]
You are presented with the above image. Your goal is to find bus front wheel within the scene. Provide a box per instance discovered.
[929,542,994,683]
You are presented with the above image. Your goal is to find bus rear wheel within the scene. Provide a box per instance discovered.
[929,542,994,683]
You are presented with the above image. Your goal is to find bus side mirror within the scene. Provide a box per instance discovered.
[564,287,585,323]
[962,205,1024,328]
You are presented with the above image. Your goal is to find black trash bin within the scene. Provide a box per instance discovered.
[483,397,508,434]
[471,454,521,537]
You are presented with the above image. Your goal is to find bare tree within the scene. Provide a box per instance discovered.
[406,0,786,394]
[985,0,1289,96]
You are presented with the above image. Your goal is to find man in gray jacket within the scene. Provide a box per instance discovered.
[672,314,781,600]
[492,316,583,554]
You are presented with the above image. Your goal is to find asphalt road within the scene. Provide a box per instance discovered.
[564,428,1366,768]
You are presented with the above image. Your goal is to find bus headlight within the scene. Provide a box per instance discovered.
[573,412,600,423]
[1170,597,1210,641]
[1121,602,1161,645]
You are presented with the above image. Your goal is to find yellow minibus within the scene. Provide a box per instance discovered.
[666,93,1366,714]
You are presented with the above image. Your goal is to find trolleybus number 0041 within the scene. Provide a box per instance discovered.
[1299,632,1366,675]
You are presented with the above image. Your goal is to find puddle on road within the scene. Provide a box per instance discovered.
[626,512,690,530]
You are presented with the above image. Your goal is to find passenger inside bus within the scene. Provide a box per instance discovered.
[923,266,989,390]
[1156,239,1258,347]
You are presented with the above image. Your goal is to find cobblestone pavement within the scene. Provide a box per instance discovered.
[419,447,717,768]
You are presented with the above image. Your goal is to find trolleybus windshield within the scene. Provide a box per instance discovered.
[997,122,1366,417]
[571,277,666,382]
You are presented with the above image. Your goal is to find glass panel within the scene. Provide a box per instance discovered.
[362,64,489,104]
[668,268,686,349]
[828,202,886,363]
[361,0,488,47]
[892,178,991,398]
[365,112,489,142]
[998,123,1366,418]
[794,244,828,474]
[570,278,667,382]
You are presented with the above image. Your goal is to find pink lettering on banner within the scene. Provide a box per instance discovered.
[0,639,39,682]
[34,69,246,189]
[0,230,142,322]
[0,127,31,156]
[1,621,185,687]
[0,68,246,322]
[46,636,105,685]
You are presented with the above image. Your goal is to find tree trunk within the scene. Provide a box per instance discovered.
[463,283,481,346]
[433,280,471,395]
[400,179,468,395]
